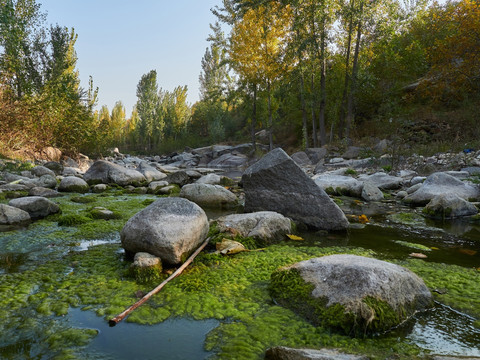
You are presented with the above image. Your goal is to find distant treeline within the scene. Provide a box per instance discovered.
[1,0,478,158]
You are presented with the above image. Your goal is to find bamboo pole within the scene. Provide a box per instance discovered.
[109,237,211,327]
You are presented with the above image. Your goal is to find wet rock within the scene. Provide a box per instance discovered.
[270,254,432,336]
[137,161,167,182]
[361,181,384,202]
[130,252,162,283]
[404,172,480,206]
[291,152,312,166]
[215,211,291,243]
[242,148,349,231]
[423,193,478,219]
[165,170,191,186]
[84,160,146,186]
[358,172,403,190]
[28,187,62,198]
[431,356,480,360]
[180,183,238,208]
[8,196,60,219]
[120,197,209,265]
[265,346,369,360]
[0,204,31,226]
[58,176,89,193]
[313,174,363,197]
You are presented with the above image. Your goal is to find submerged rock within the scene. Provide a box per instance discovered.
[8,196,60,219]
[215,211,292,243]
[404,172,480,205]
[84,160,146,186]
[130,252,163,283]
[270,254,432,336]
[0,204,31,226]
[265,346,369,360]
[180,183,238,208]
[242,148,349,231]
[423,193,478,219]
[120,197,209,265]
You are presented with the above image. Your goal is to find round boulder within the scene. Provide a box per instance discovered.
[423,193,478,219]
[58,176,89,193]
[84,160,146,186]
[180,183,238,208]
[0,204,31,226]
[8,196,60,219]
[270,255,432,336]
[215,211,291,243]
[120,197,209,265]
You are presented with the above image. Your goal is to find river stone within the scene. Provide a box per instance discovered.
[404,172,480,206]
[43,161,64,174]
[28,187,62,198]
[0,204,31,226]
[291,151,312,166]
[265,346,369,360]
[196,173,223,185]
[130,252,162,282]
[84,160,146,186]
[165,170,191,186]
[58,176,89,193]
[31,174,58,189]
[358,172,403,190]
[313,174,363,197]
[147,181,169,193]
[8,196,60,219]
[305,148,327,164]
[342,146,363,160]
[361,181,384,201]
[180,183,237,208]
[270,254,432,336]
[120,197,209,265]
[92,184,108,193]
[208,153,248,168]
[215,211,291,243]
[31,165,55,177]
[242,148,349,231]
[423,193,478,219]
[137,161,167,182]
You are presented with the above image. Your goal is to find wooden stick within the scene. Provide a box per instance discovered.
[108,237,211,327]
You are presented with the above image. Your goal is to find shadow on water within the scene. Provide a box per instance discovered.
[69,308,219,360]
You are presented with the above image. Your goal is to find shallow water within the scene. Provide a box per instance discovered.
[1,192,479,359]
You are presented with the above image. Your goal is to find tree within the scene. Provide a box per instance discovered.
[136,70,159,151]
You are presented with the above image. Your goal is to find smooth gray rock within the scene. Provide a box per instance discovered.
[165,170,191,186]
[208,153,248,168]
[305,148,327,164]
[424,193,478,218]
[216,211,291,243]
[43,161,64,174]
[404,172,480,205]
[92,184,108,193]
[196,173,223,185]
[410,176,426,186]
[313,174,363,197]
[358,172,403,190]
[342,146,363,160]
[58,176,89,193]
[148,181,169,193]
[28,187,62,198]
[0,204,31,226]
[271,255,432,335]
[242,148,349,231]
[265,346,369,360]
[31,165,55,177]
[8,196,60,219]
[32,174,57,189]
[361,181,384,201]
[180,183,237,208]
[84,160,146,186]
[120,198,209,265]
[137,161,167,182]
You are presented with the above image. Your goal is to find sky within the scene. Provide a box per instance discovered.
[39,0,222,115]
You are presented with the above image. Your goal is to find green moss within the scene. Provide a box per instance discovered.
[71,196,96,204]
[345,168,357,176]
[142,198,156,206]
[394,240,432,252]
[474,319,480,329]
[129,263,164,284]
[88,208,122,220]
[219,177,235,187]
[387,212,424,225]
[3,190,29,199]
[325,186,335,195]
[58,214,91,226]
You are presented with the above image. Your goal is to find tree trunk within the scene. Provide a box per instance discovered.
[338,0,355,140]
[300,71,309,149]
[267,81,273,151]
[318,20,327,146]
[251,83,257,152]
[311,73,318,147]
[345,0,363,140]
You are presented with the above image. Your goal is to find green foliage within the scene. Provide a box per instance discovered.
[57,214,91,226]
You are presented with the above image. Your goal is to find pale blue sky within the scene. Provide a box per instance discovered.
[39,0,222,114]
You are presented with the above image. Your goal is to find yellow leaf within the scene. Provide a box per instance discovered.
[286,234,304,241]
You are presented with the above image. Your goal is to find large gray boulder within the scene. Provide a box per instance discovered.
[313,174,363,197]
[423,193,478,219]
[265,347,369,360]
[137,161,167,182]
[31,174,58,189]
[83,160,146,186]
[8,196,60,219]
[120,198,209,265]
[270,255,432,336]
[361,181,384,202]
[180,183,238,208]
[58,176,89,193]
[242,148,349,231]
[358,172,403,190]
[291,152,312,167]
[208,153,248,168]
[404,172,480,206]
[28,187,62,198]
[0,204,31,226]
[215,211,291,243]
[31,165,55,177]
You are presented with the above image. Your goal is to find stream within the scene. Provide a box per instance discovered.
[0,191,479,359]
